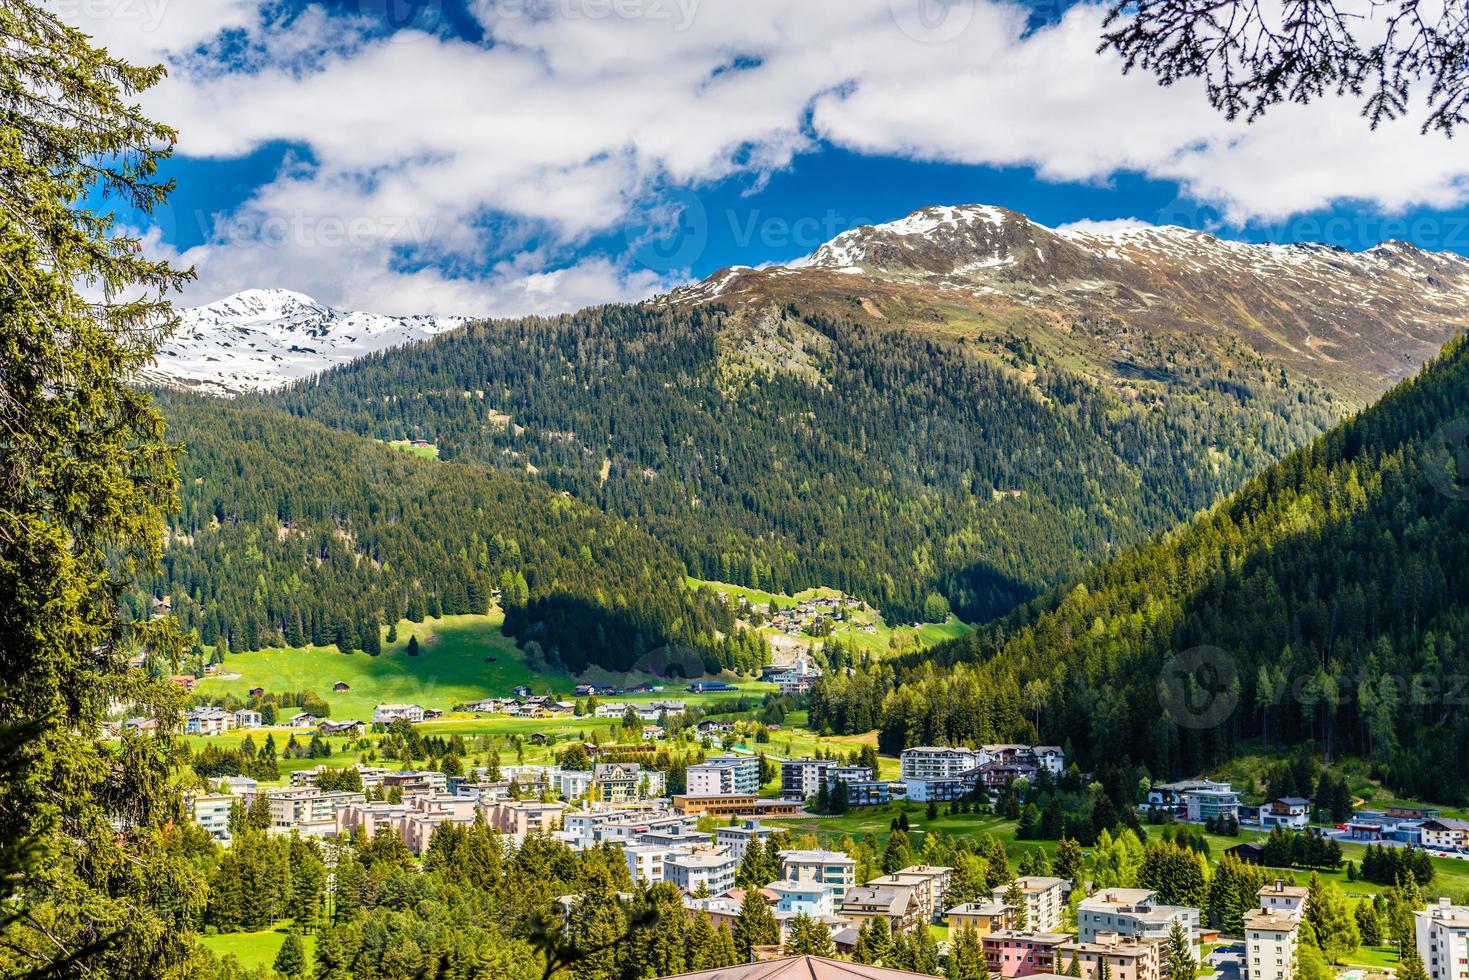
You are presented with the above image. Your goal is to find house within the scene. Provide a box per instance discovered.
[1226,842,1266,865]
[1416,898,1469,980]
[319,719,365,736]
[1057,932,1165,980]
[185,707,234,736]
[992,877,1068,933]
[983,931,1073,978]
[288,712,318,727]
[333,681,351,692]
[1260,798,1312,829]
[247,686,265,698]
[947,902,1016,937]
[839,885,921,935]
[1077,888,1198,959]
[169,674,197,692]
[1421,818,1469,851]
[122,716,158,734]
[233,709,262,729]
[372,703,424,724]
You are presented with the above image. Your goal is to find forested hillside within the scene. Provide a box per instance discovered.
[265,301,1338,623]
[811,334,1469,804]
[142,395,765,675]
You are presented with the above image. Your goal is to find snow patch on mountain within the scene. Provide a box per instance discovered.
[143,288,467,395]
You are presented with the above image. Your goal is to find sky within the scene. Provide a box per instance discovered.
[62,0,1469,317]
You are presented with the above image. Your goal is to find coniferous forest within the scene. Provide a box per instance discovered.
[810,335,1469,803]
[260,302,1339,624]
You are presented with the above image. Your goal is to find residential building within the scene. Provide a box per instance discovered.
[192,794,236,842]
[768,880,835,917]
[1078,888,1199,959]
[266,787,366,829]
[779,849,858,891]
[900,746,979,780]
[947,902,1016,937]
[993,876,1068,933]
[1257,880,1309,919]
[373,703,424,724]
[1422,818,1469,851]
[1057,933,1165,980]
[1259,798,1312,830]
[867,865,953,923]
[593,762,656,803]
[1242,911,1299,980]
[486,799,566,834]
[717,820,777,860]
[217,775,257,796]
[697,755,761,795]
[1416,898,1469,980]
[839,885,921,935]
[781,758,836,801]
[559,769,595,800]
[233,709,262,729]
[185,707,233,736]
[983,931,1073,978]
[1184,785,1240,823]
[664,850,737,896]
[623,844,683,885]
[657,954,963,980]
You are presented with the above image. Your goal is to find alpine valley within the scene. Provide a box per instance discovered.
[146,204,1469,667]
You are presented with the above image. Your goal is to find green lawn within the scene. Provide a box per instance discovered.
[1340,946,1401,971]
[384,438,439,459]
[198,925,314,971]
[194,612,559,719]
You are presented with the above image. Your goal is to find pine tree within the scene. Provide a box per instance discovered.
[783,913,836,956]
[1165,920,1197,980]
[1055,836,1085,886]
[1398,948,1432,980]
[274,931,306,979]
[948,926,987,980]
[406,635,420,657]
[733,888,779,960]
[1005,880,1029,930]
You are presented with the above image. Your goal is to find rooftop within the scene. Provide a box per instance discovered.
[662,955,944,980]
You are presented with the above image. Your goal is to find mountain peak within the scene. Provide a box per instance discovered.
[143,290,467,396]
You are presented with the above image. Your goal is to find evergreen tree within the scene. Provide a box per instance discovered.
[1055,836,1085,886]
[948,926,987,980]
[1004,880,1029,930]
[1398,948,1432,980]
[407,635,420,657]
[733,889,779,960]
[1165,920,1197,980]
[783,913,836,957]
[274,931,307,980]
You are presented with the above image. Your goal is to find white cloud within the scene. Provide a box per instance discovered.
[72,0,1469,315]
[1054,217,1156,236]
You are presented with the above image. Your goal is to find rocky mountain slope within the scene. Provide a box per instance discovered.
[673,204,1469,403]
[141,288,464,395]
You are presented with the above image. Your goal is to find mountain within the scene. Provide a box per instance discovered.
[142,288,465,395]
[143,393,764,676]
[811,333,1469,803]
[677,204,1469,402]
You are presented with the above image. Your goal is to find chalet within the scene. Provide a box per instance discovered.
[289,712,319,727]
[1422,818,1469,851]
[319,719,365,736]
[169,674,198,692]
[248,687,265,698]
[333,681,351,692]
[1260,797,1312,830]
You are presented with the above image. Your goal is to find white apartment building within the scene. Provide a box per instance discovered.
[192,794,236,842]
[623,844,685,885]
[900,746,979,780]
[717,820,777,860]
[1242,910,1299,980]
[779,849,858,890]
[1079,888,1200,960]
[992,876,1067,933]
[686,756,760,796]
[665,850,738,895]
[1257,880,1309,919]
[1417,899,1469,980]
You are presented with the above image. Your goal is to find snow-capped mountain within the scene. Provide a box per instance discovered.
[142,288,467,395]
[672,203,1469,398]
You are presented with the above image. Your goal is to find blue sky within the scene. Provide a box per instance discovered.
[74,0,1469,315]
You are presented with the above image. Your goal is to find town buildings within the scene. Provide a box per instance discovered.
[1242,881,1309,980]
[984,930,1072,978]
[1056,933,1164,980]
[992,876,1068,933]
[1078,888,1200,959]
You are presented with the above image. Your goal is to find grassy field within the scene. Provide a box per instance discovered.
[195,612,551,719]
[384,439,439,459]
[198,924,314,971]
[688,578,971,659]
